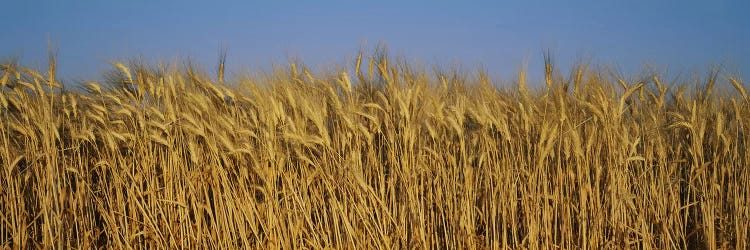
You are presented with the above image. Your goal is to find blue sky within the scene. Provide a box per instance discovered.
[2,0,748,85]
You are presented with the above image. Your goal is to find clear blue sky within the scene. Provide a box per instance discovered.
[2,0,748,85]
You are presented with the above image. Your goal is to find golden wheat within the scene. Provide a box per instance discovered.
[0,52,748,249]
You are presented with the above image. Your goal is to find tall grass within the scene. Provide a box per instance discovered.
[1,51,748,249]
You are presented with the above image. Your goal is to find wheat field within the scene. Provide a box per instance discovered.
[0,51,748,249]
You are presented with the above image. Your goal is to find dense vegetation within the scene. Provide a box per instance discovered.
[1,51,748,249]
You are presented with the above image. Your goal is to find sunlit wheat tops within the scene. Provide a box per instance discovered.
[0,51,749,249]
